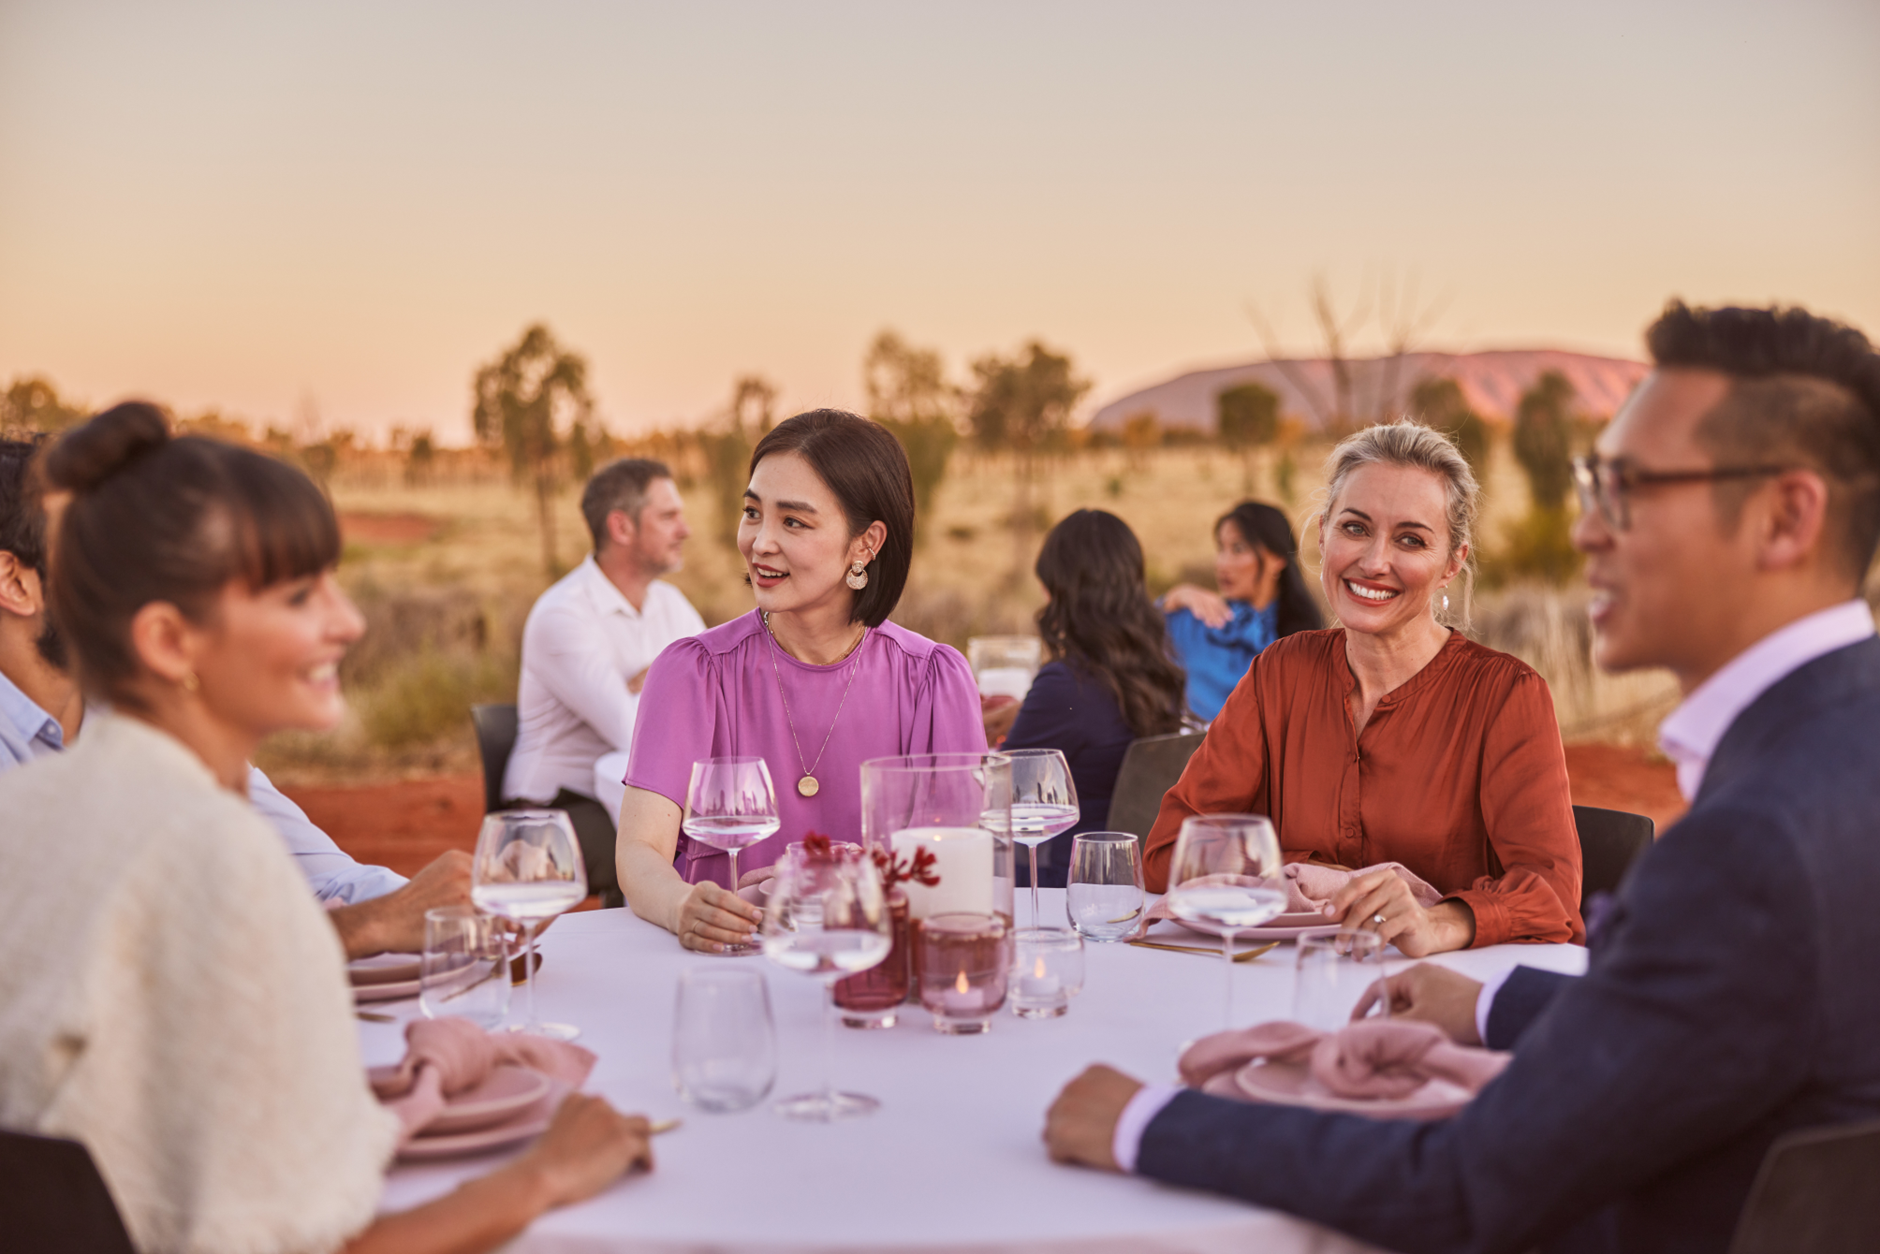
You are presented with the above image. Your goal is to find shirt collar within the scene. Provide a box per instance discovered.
[577,553,643,620]
[0,666,65,754]
[1658,599,1877,802]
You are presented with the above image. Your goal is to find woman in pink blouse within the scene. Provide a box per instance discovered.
[617,410,986,953]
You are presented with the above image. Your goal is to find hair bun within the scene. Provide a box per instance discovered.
[43,402,170,494]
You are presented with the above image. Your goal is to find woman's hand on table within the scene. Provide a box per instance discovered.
[1043,1065,1145,1172]
[1352,964,1485,1046]
[515,1093,653,1207]
[1161,584,1233,629]
[1327,869,1476,957]
[675,881,763,953]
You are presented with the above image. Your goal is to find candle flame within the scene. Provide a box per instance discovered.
[955,970,970,995]
[1033,956,1047,979]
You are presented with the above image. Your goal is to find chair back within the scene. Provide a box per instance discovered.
[0,1130,137,1254]
[1107,732,1207,840]
[1730,1117,1880,1254]
[1572,804,1653,913]
[471,702,520,813]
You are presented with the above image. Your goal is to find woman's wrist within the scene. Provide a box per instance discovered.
[1428,900,1477,951]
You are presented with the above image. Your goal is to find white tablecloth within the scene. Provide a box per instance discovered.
[365,891,1587,1253]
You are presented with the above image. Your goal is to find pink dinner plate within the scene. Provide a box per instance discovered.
[355,976,422,1003]
[397,1082,566,1161]
[1174,914,1342,942]
[1231,1058,1471,1120]
[350,954,423,986]
[367,1064,553,1136]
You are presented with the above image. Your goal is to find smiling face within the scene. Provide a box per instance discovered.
[738,451,878,619]
[190,569,365,737]
[1318,462,1464,636]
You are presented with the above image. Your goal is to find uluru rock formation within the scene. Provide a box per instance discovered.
[1087,349,1648,433]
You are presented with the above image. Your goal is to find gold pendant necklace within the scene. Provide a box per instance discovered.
[760,612,866,799]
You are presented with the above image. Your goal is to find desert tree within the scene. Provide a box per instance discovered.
[0,376,87,434]
[1216,380,1280,491]
[1410,376,1490,482]
[1503,370,1581,584]
[864,330,959,541]
[472,323,596,576]
[967,340,1090,575]
[702,374,777,548]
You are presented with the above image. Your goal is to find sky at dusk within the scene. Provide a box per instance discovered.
[3,0,1876,442]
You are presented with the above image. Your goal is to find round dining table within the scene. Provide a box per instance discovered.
[365,889,1587,1254]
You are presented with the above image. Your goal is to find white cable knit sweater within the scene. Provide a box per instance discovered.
[0,712,399,1253]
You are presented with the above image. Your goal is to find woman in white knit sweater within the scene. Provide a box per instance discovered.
[0,403,652,1254]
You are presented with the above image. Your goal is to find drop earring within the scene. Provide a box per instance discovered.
[845,559,869,590]
[1442,591,1451,616]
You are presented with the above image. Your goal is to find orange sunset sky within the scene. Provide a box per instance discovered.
[2,1,1877,443]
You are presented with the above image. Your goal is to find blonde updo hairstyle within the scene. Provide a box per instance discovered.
[1315,419,1481,626]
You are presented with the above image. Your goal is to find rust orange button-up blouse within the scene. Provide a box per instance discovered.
[1145,628,1584,947]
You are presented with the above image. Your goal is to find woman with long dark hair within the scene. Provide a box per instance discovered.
[1001,509,1186,886]
[0,404,651,1254]
[1161,499,1323,721]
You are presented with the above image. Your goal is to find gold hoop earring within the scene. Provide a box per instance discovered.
[845,559,869,591]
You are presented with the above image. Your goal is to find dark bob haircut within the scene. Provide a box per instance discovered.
[748,409,914,628]
[39,401,341,710]
[1648,301,1880,580]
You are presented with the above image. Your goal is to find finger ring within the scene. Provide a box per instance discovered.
[1372,913,1386,925]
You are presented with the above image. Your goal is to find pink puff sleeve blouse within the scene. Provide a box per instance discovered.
[624,611,989,887]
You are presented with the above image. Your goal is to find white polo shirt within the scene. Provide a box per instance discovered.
[502,554,705,809]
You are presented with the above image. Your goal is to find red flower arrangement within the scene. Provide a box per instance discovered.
[870,844,940,889]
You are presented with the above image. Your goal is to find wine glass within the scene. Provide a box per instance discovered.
[1163,813,1285,1028]
[471,809,587,1041]
[683,757,782,956]
[760,843,893,1121]
[1005,748,1080,928]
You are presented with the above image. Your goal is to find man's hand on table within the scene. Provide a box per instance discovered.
[329,850,474,960]
[1044,1065,1144,1172]
[1353,963,1485,1045]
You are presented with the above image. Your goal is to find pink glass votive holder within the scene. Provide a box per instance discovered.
[914,913,1010,1034]
[1010,926,1085,1019]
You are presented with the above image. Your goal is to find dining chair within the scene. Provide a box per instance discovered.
[1571,804,1653,913]
[1728,1117,1880,1254]
[0,1130,137,1254]
[1106,731,1206,840]
[471,702,520,813]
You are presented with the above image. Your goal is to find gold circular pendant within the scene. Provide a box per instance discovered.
[797,775,820,798]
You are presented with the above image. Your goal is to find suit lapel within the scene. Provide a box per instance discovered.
[1696,637,1880,805]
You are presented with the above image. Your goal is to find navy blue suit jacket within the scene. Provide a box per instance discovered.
[1137,637,1880,1254]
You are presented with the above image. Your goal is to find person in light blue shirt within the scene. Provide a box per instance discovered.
[0,437,463,956]
[1159,500,1324,721]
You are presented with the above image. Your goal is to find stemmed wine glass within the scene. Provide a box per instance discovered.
[471,810,588,1041]
[1163,813,1285,1029]
[683,757,782,956]
[1005,748,1080,928]
[760,842,893,1121]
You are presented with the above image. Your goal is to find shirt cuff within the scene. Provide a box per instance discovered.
[1112,1082,1181,1174]
[1475,967,1515,1046]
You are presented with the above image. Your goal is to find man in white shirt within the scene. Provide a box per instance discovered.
[504,457,704,907]
[1043,302,1880,1253]
[0,438,469,959]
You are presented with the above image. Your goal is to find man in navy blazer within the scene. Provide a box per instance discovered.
[1043,302,1880,1254]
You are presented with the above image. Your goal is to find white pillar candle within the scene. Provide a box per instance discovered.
[892,826,993,919]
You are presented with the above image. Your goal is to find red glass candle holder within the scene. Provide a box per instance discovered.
[913,912,1010,1034]
[834,888,910,1028]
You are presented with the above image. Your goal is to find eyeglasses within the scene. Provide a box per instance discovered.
[1570,453,1798,532]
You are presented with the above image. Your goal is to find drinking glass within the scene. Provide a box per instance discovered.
[471,810,588,1040]
[967,635,1042,700]
[1065,831,1145,941]
[683,757,782,957]
[1164,813,1285,1028]
[1010,926,1085,1018]
[1294,929,1390,1031]
[672,967,777,1112]
[1005,748,1079,928]
[419,906,511,1029]
[760,844,893,1120]
[860,752,1015,926]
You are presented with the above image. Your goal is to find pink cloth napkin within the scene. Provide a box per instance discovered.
[369,1017,596,1145]
[1179,1019,1511,1103]
[1136,862,1443,938]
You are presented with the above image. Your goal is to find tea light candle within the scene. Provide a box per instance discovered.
[914,913,1010,1034]
[1010,927,1085,1019]
[891,826,993,919]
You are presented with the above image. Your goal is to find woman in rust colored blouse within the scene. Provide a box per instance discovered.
[1145,421,1583,955]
